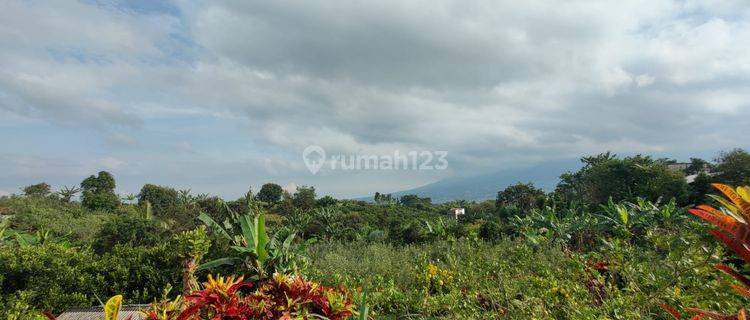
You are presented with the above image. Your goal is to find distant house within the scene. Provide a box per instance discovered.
[448,207,465,219]
[666,163,690,172]
[55,305,148,320]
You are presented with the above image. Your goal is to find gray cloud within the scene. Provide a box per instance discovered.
[0,0,749,197]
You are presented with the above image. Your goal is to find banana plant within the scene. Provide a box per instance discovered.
[198,211,270,279]
[198,201,313,280]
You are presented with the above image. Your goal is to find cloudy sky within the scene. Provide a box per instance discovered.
[1,0,749,198]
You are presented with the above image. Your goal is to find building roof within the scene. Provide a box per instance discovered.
[55,305,149,320]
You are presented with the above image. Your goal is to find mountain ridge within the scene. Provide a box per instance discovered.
[355,158,582,203]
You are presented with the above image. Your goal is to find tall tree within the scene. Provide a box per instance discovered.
[22,183,51,198]
[714,148,750,186]
[555,153,689,205]
[256,183,283,203]
[292,186,316,211]
[496,182,545,211]
[685,157,712,175]
[80,171,120,211]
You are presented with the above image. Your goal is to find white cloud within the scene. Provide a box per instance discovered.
[0,0,749,197]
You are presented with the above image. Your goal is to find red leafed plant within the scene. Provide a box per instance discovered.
[661,183,750,320]
[145,274,355,320]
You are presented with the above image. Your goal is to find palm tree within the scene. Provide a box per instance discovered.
[58,185,81,202]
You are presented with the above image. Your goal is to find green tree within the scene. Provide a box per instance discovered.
[555,153,688,205]
[92,215,165,254]
[714,148,750,186]
[80,171,120,211]
[256,183,283,203]
[496,182,545,211]
[293,186,316,211]
[22,183,51,198]
[138,184,179,216]
[685,157,712,175]
[374,192,393,204]
[688,172,713,205]
[316,195,337,207]
[399,194,431,207]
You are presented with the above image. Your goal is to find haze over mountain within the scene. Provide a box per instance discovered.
[359,158,583,203]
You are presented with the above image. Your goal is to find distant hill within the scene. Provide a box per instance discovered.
[358,158,582,203]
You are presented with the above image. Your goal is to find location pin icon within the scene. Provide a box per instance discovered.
[303,145,326,175]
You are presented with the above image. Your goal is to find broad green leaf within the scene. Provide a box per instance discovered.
[197,257,243,271]
[230,245,255,254]
[255,214,269,265]
[617,206,629,225]
[198,212,232,241]
[358,285,369,320]
[282,232,296,251]
[239,215,255,248]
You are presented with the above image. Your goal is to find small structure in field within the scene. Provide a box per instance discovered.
[54,305,148,320]
[448,207,465,219]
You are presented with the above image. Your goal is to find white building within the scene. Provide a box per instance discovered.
[448,207,465,219]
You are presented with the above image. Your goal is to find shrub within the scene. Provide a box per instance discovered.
[316,195,338,207]
[0,243,102,313]
[663,184,750,319]
[137,184,179,216]
[92,214,166,254]
[7,196,110,244]
[144,274,355,320]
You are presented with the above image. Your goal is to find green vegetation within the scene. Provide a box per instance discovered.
[80,171,120,211]
[2,149,750,319]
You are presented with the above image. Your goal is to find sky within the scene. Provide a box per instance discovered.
[0,0,749,199]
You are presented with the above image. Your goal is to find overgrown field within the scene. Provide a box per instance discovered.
[2,151,750,319]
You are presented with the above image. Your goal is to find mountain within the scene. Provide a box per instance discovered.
[362,158,583,203]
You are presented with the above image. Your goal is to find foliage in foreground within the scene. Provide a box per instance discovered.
[663,184,750,319]
[306,238,739,319]
[142,274,355,320]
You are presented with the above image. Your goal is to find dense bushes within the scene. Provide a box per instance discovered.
[3,150,750,318]
[92,215,166,253]
[0,241,183,314]
[5,196,111,243]
[137,184,178,216]
[556,153,689,205]
[307,238,740,319]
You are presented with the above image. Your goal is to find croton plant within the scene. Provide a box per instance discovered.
[145,274,356,320]
[43,274,357,320]
[662,183,750,320]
